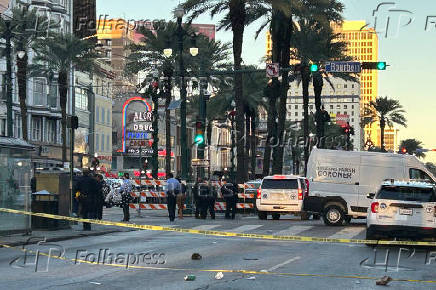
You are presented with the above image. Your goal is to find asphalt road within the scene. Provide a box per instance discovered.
[1,210,436,290]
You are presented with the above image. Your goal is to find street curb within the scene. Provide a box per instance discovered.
[0,228,136,248]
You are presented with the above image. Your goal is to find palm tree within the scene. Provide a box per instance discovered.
[364,97,407,152]
[126,21,230,177]
[183,0,251,183]
[126,21,181,178]
[399,139,425,158]
[31,33,96,162]
[0,5,53,141]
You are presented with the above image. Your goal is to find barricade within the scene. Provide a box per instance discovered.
[128,180,257,213]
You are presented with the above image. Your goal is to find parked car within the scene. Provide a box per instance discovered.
[256,175,310,220]
[366,180,436,242]
[304,149,436,226]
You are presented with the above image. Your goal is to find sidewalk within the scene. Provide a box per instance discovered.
[0,207,136,247]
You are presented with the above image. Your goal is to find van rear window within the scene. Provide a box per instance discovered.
[377,186,436,202]
[262,179,298,190]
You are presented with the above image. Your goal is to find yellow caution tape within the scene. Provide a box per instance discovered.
[1,242,436,284]
[1,207,436,246]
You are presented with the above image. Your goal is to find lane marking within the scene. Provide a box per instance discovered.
[274,226,313,236]
[328,227,366,240]
[192,225,221,231]
[229,225,263,233]
[267,256,301,272]
[2,243,435,285]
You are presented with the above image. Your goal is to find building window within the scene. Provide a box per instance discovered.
[344,105,348,109]
[14,115,22,139]
[106,135,110,151]
[31,117,42,141]
[336,104,340,109]
[48,82,58,108]
[101,134,105,152]
[33,78,46,106]
[107,108,110,125]
[96,105,100,123]
[352,105,355,109]
[0,118,6,136]
[45,119,57,143]
[75,88,88,111]
[295,105,298,110]
[96,133,99,152]
[295,112,298,117]
[101,107,105,124]
[330,105,333,110]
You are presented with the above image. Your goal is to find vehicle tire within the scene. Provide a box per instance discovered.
[300,212,310,220]
[323,205,345,226]
[272,213,280,220]
[312,214,321,220]
[258,211,267,220]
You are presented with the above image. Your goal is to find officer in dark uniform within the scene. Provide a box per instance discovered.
[192,178,203,219]
[201,182,216,219]
[221,179,237,219]
[76,169,98,230]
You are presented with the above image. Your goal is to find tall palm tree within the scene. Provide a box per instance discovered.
[364,97,407,152]
[31,33,96,162]
[291,20,355,144]
[0,5,53,141]
[126,21,181,177]
[183,0,252,183]
[126,21,230,177]
[399,139,425,158]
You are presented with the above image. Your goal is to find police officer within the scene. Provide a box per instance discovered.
[221,179,237,219]
[201,181,216,220]
[76,169,98,230]
[192,178,203,219]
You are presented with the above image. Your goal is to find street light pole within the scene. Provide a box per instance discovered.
[4,20,13,137]
[175,6,188,181]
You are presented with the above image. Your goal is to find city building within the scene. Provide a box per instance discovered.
[92,61,114,171]
[332,20,384,148]
[287,77,362,150]
[0,0,72,169]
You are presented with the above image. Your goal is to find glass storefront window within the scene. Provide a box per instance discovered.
[0,141,33,233]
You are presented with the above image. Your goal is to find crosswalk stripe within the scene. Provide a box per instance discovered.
[274,226,313,236]
[229,224,263,233]
[192,225,221,231]
[328,227,366,239]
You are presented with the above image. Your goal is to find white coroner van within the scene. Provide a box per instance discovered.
[304,149,436,226]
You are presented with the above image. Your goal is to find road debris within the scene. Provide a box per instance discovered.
[191,253,202,260]
[215,272,224,280]
[376,276,393,286]
[184,275,196,281]
[246,276,256,280]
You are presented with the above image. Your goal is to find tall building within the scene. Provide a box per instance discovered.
[73,0,96,40]
[332,21,380,147]
[266,21,382,148]
[0,0,72,169]
[287,78,362,150]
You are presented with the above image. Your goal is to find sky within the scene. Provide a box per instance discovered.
[97,0,436,163]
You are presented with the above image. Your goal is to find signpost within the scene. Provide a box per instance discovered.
[266,63,280,78]
[325,62,361,73]
[191,159,209,167]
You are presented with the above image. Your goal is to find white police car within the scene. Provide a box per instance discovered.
[366,180,436,241]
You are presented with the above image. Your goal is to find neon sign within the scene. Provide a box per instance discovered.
[121,96,152,153]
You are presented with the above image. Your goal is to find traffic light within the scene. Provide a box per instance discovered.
[310,64,319,72]
[194,121,205,145]
[361,62,387,70]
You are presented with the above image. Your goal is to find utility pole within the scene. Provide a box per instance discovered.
[197,62,206,179]
[5,20,13,137]
[176,7,188,181]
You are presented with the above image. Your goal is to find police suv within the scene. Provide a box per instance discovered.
[366,180,436,241]
[256,175,310,220]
